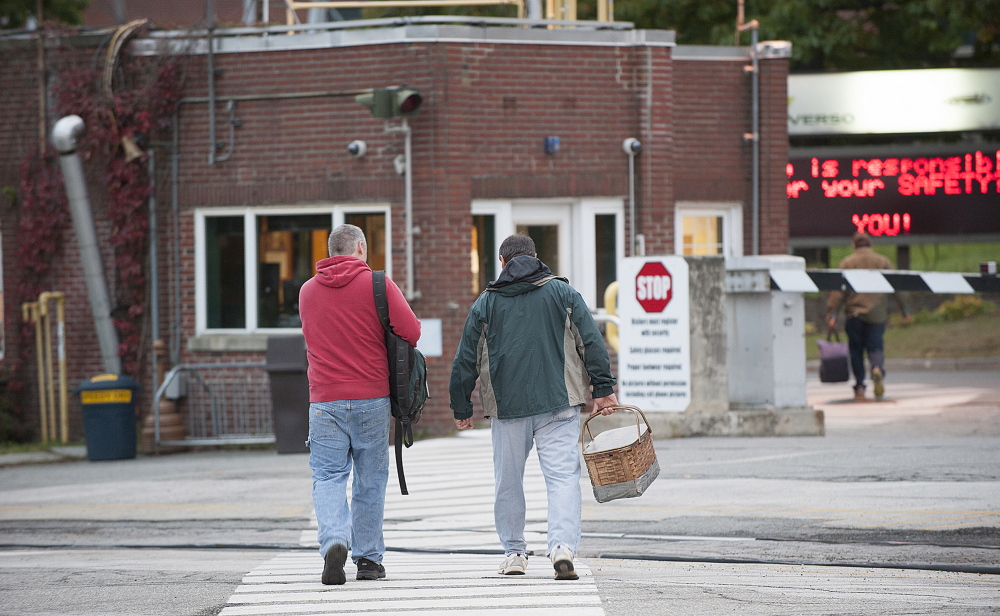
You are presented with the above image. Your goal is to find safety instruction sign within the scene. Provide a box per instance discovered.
[616,256,691,412]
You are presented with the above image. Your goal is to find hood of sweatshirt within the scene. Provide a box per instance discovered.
[313,255,371,289]
[486,255,567,297]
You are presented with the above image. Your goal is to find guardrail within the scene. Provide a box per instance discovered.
[153,362,275,448]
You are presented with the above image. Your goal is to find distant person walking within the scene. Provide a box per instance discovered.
[450,234,618,580]
[299,224,421,585]
[826,232,910,401]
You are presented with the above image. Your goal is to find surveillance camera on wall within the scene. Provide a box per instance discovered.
[347,140,367,158]
[622,137,641,156]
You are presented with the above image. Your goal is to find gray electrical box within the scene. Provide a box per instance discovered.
[725,255,818,409]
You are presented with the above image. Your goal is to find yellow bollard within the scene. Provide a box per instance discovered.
[603,281,619,353]
[22,302,50,442]
[39,292,69,443]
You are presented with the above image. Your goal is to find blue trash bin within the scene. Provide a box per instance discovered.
[76,374,140,461]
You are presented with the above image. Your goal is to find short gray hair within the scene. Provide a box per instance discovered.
[328,224,366,257]
[499,234,536,262]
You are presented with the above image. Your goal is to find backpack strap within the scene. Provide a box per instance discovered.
[372,270,411,496]
[372,270,391,330]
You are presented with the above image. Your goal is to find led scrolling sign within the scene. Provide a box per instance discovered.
[787,149,1000,238]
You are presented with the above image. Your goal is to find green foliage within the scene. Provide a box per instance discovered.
[828,242,1000,272]
[0,368,29,443]
[911,295,997,324]
[614,0,1000,71]
[0,0,88,28]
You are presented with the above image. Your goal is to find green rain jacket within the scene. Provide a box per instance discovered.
[449,255,617,420]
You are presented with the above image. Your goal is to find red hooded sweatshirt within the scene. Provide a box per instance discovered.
[298,256,421,403]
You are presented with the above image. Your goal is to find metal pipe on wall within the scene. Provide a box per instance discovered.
[207,0,218,165]
[148,151,160,395]
[403,117,416,300]
[52,115,123,375]
[750,27,760,256]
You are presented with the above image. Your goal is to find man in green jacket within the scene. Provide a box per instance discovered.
[450,234,618,581]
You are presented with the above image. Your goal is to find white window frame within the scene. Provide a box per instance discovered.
[194,203,391,335]
[674,201,744,258]
[470,198,625,309]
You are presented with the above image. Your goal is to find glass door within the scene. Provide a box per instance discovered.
[512,203,572,278]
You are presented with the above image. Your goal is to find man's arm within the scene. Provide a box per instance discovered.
[449,303,483,424]
[385,275,421,346]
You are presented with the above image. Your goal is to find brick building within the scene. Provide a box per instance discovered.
[0,18,790,442]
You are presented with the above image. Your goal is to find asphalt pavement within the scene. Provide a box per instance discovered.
[1,368,998,615]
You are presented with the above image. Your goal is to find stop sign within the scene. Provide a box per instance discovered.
[635,262,672,312]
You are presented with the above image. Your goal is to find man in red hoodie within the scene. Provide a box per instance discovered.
[299,224,421,585]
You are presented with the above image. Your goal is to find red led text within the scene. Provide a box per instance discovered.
[787,150,1000,199]
[852,212,911,237]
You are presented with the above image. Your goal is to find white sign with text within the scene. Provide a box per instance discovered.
[616,256,691,412]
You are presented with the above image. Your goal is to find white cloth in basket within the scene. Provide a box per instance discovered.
[584,423,649,454]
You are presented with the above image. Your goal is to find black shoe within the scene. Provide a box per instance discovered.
[322,544,348,585]
[356,557,386,581]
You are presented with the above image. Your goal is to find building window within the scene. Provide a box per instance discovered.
[594,214,617,308]
[675,203,744,258]
[681,215,724,255]
[196,205,390,334]
[205,216,247,329]
[471,214,496,295]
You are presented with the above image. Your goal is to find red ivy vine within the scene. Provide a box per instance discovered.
[53,56,183,377]
[4,150,72,432]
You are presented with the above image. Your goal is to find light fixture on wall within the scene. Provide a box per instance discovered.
[347,140,367,158]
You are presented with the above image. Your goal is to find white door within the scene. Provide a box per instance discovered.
[471,198,624,309]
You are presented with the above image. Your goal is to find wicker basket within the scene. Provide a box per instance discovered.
[581,405,660,503]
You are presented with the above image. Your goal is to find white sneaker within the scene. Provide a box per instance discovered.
[549,545,578,580]
[498,553,527,575]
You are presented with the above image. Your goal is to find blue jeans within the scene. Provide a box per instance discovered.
[845,317,886,388]
[491,406,582,556]
[308,397,390,564]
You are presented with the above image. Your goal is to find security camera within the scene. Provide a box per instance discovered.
[622,137,641,156]
[347,140,367,158]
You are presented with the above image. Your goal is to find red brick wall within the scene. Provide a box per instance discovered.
[1,31,789,439]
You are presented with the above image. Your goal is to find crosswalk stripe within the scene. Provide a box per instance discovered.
[224,430,605,615]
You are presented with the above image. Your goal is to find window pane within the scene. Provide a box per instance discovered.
[517,224,559,274]
[595,214,616,309]
[682,215,724,256]
[471,215,495,295]
[345,212,387,272]
[206,216,246,329]
[257,214,332,328]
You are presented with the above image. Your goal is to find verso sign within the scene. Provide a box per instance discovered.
[635,262,672,313]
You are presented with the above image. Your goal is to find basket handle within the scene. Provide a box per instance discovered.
[580,404,653,450]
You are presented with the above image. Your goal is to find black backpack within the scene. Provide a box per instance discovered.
[372,271,428,495]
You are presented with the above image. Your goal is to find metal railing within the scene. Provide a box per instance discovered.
[153,362,275,447]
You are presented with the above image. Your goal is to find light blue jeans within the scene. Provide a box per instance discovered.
[308,397,390,564]
[491,406,582,556]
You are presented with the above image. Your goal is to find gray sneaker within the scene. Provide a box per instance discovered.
[550,545,579,580]
[498,553,528,575]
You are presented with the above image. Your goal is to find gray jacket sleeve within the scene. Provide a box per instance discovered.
[569,290,617,398]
